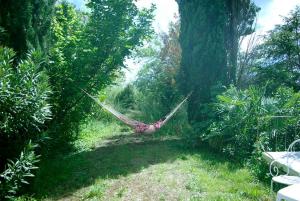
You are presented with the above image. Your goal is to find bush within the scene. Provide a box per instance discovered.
[0,46,51,198]
[207,86,300,163]
[0,47,51,165]
[0,141,40,200]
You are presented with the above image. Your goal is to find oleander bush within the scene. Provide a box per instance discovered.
[0,141,39,199]
[0,46,51,199]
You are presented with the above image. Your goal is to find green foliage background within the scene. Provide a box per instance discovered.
[45,1,154,146]
[0,0,300,199]
[0,0,154,198]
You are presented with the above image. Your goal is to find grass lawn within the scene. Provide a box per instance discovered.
[30,120,275,201]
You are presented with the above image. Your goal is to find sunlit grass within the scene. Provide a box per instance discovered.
[74,120,124,151]
[30,120,274,201]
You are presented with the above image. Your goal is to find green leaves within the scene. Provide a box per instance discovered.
[0,0,56,55]
[0,0,154,198]
[0,47,51,137]
[0,141,40,199]
[46,1,154,142]
[132,20,189,135]
[207,86,300,161]
[0,46,50,198]
[253,7,300,92]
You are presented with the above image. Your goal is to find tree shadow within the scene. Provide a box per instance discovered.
[33,134,244,200]
[192,141,244,171]
[33,133,188,199]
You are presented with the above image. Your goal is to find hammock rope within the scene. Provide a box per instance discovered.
[82,90,191,133]
[161,92,192,127]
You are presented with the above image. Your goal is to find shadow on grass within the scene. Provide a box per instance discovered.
[196,144,244,170]
[32,134,243,200]
[33,134,190,199]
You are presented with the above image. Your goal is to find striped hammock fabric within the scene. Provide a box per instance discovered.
[83,90,191,134]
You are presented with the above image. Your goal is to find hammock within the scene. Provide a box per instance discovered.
[83,90,191,133]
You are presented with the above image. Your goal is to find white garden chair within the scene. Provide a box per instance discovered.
[276,183,300,201]
[270,139,300,192]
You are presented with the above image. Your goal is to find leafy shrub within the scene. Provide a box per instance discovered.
[207,86,300,162]
[0,141,40,200]
[0,47,51,136]
[0,46,50,198]
[0,47,51,164]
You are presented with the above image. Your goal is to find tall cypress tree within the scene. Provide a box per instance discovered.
[176,0,227,126]
[0,0,56,55]
[176,0,258,128]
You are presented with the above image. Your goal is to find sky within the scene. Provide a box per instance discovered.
[254,0,300,33]
[68,0,300,34]
[68,0,300,82]
[135,0,178,33]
